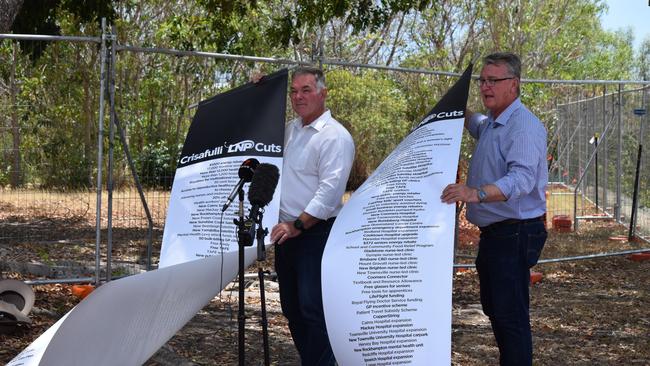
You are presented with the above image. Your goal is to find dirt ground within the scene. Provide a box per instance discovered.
[1,216,649,365]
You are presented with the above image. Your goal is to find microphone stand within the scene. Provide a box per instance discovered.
[234,192,271,366]
[254,210,271,366]
[234,188,250,366]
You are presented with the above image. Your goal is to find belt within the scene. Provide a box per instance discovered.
[479,216,544,232]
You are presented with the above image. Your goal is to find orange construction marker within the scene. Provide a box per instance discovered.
[71,284,95,299]
[627,253,650,262]
[530,271,543,285]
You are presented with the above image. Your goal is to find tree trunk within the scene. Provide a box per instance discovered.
[0,0,24,33]
[82,49,95,187]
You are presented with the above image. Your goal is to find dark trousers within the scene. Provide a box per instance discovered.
[274,219,336,366]
[475,219,547,366]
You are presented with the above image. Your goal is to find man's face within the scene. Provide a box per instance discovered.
[290,73,327,125]
[479,63,519,118]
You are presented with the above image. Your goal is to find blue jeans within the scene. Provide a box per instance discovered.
[475,219,547,366]
[274,219,336,366]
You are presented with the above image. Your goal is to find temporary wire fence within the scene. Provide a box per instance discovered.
[553,85,650,240]
[1,24,650,284]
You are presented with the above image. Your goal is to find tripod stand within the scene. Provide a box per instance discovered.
[234,189,271,366]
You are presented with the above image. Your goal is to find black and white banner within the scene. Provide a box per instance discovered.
[8,69,288,366]
[160,69,287,267]
[322,65,473,365]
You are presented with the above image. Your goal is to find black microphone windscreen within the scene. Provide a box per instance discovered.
[238,158,260,182]
[248,163,280,207]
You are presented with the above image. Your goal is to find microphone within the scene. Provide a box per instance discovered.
[221,158,260,212]
[247,163,280,220]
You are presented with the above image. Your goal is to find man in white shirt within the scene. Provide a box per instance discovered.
[270,67,355,365]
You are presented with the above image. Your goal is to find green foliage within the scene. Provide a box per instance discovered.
[193,0,432,47]
[0,165,10,186]
[0,36,98,188]
[154,1,280,59]
[36,246,54,265]
[636,36,650,80]
[135,141,181,189]
[326,69,409,187]
[1,0,646,193]
[11,0,115,60]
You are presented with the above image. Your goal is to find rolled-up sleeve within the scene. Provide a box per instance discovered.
[304,130,355,219]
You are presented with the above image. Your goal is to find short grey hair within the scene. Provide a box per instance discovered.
[291,66,326,91]
[483,52,521,95]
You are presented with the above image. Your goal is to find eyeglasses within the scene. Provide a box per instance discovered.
[476,77,515,87]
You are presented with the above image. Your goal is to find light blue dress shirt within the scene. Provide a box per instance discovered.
[466,98,548,227]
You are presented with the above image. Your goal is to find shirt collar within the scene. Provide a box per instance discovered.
[489,98,521,127]
[293,110,331,131]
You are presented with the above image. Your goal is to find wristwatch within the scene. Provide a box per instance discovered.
[293,218,305,231]
[477,188,488,202]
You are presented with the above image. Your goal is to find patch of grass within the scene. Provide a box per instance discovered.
[36,247,54,265]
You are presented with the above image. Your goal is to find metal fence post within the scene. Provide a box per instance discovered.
[602,86,608,214]
[106,26,117,282]
[94,18,108,286]
[566,102,571,185]
[615,84,622,222]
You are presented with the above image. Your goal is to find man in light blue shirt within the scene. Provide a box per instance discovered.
[441,52,547,366]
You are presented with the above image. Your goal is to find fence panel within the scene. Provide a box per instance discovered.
[0,38,104,280]
[3,30,650,285]
[553,86,650,240]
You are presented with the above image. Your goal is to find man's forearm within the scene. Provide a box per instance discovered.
[296,212,320,230]
[478,184,507,202]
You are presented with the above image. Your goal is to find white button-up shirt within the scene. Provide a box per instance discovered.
[279,110,355,222]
